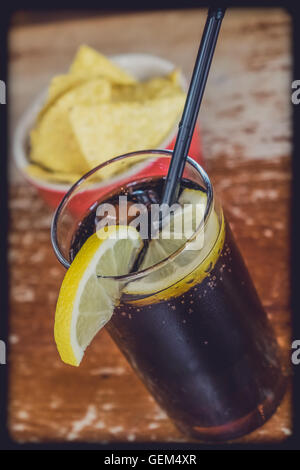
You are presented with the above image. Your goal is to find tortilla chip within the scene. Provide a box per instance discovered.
[167,69,181,85]
[38,76,111,121]
[30,78,112,174]
[30,103,89,175]
[111,71,184,102]
[25,163,83,184]
[140,71,183,99]
[39,73,89,117]
[69,45,136,85]
[58,77,111,107]
[69,95,185,173]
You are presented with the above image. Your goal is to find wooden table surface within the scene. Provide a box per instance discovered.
[8,8,292,444]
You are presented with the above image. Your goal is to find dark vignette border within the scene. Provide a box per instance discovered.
[0,0,299,452]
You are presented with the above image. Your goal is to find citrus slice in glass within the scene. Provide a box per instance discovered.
[124,188,225,304]
[54,225,142,366]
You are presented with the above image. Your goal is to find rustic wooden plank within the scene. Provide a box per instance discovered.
[8,8,292,444]
[8,155,292,444]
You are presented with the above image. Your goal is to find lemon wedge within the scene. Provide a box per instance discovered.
[124,189,225,304]
[54,225,142,366]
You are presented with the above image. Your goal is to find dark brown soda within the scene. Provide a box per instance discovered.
[70,177,286,441]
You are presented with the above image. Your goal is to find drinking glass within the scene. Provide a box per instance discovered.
[51,149,286,441]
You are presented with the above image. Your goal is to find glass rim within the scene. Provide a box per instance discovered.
[51,149,214,282]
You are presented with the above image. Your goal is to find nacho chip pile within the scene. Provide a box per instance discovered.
[27,45,186,184]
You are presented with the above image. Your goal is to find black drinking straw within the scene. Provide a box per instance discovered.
[161,6,226,207]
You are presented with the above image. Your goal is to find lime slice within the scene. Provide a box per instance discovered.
[124,188,225,303]
[54,225,142,366]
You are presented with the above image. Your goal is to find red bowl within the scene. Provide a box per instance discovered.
[14,53,203,209]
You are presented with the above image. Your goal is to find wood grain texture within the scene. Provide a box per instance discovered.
[8,8,292,444]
